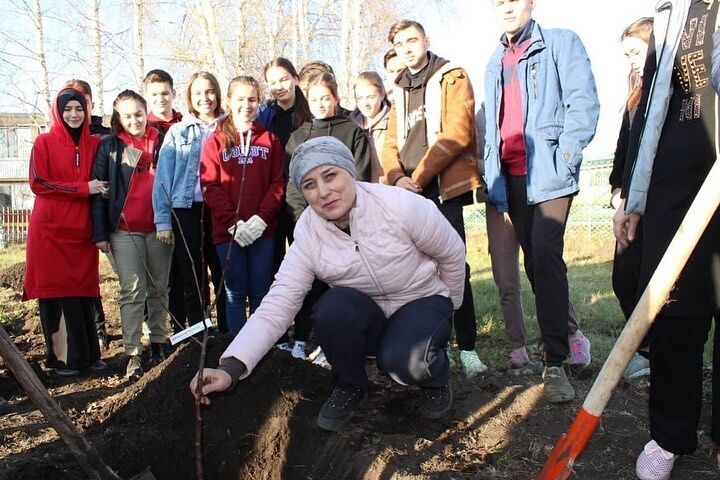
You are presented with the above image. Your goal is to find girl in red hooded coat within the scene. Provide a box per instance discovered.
[23,88,109,376]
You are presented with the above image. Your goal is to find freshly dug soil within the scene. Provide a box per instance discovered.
[0,260,717,479]
[0,262,25,292]
[1,331,717,480]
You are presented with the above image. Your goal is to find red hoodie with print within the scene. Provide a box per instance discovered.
[200,122,285,245]
[23,89,101,300]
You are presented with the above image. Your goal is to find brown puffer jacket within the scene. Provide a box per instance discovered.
[382,63,483,202]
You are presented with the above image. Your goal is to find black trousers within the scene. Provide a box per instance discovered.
[168,203,227,333]
[435,201,477,351]
[93,297,106,333]
[271,203,293,276]
[507,175,572,365]
[650,314,719,454]
[612,222,650,354]
[39,297,100,370]
[313,287,452,389]
[276,210,320,345]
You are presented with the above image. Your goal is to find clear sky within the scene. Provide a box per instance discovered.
[414,0,657,158]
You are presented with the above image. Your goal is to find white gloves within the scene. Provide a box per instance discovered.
[156,229,175,245]
[228,215,267,247]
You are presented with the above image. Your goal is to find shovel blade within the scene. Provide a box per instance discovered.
[538,408,600,480]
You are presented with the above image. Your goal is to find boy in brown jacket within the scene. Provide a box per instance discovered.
[382,19,485,378]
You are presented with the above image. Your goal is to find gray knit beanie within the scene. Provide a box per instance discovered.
[289,136,357,189]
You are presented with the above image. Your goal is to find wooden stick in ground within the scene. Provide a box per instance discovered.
[0,325,123,480]
[195,325,209,480]
[539,159,720,480]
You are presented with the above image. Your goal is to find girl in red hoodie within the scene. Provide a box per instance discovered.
[200,76,285,336]
[24,88,108,376]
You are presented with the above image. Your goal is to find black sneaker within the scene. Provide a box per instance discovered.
[88,360,108,372]
[419,383,453,419]
[148,342,165,366]
[317,383,367,432]
[54,366,80,377]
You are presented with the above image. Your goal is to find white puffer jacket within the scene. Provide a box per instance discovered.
[222,182,466,377]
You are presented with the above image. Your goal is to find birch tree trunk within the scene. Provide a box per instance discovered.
[291,0,299,66]
[32,0,51,118]
[349,0,362,89]
[133,0,145,91]
[234,0,246,73]
[90,0,104,115]
[267,0,282,57]
[297,0,309,66]
[338,0,352,104]
[198,0,230,84]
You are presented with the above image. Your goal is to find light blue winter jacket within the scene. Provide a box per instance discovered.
[483,22,600,212]
[152,115,219,230]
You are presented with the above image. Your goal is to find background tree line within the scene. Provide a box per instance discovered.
[0,0,410,123]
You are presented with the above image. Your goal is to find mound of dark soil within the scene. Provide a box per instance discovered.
[1,335,717,480]
[0,262,24,292]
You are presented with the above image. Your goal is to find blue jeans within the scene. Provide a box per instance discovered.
[216,237,275,336]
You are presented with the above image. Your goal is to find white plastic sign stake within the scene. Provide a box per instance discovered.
[170,318,213,345]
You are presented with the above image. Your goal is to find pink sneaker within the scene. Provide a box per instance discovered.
[509,346,531,368]
[569,330,591,367]
[635,440,677,480]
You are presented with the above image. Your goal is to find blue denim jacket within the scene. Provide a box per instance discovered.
[483,23,599,212]
[152,116,217,229]
[256,102,276,133]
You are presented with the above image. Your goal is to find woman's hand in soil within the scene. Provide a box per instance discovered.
[190,368,232,405]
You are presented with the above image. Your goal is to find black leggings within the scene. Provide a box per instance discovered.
[313,287,452,389]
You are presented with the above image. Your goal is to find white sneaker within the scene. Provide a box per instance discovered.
[624,353,651,380]
[291,341,306,359]
[459,350,488,378]
[636,440,677,480]
[275,342,292,352]
[309,347,331,369]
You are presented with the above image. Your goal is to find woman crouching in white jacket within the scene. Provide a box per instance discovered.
[190,136,466,432]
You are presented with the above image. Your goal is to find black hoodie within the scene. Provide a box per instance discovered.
[395,52,449,200]
[284,115,371,220]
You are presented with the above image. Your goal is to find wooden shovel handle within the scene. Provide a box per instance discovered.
[0,325,122,480]
[541,162,720,479]
[584,159,720,415]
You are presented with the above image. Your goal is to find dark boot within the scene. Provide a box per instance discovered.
[317,383,367,431]
[419,383,453,419]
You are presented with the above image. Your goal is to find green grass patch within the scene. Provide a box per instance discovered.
[466,230,713,368]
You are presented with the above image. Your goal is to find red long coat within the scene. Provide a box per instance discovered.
[23,90,101,300]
